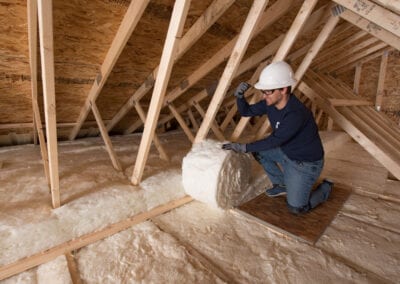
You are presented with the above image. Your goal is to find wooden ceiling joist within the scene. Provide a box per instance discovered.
[68,0,150,141]
[0,196,193,281]
[194,0,269,143]
[105,0,236,133]
[37,0,60,208]
[131,0,191,185]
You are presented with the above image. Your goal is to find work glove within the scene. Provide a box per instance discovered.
[234,82,251,99]
[222,142,246,153]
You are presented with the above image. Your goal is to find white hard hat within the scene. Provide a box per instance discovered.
[254,61,297,90]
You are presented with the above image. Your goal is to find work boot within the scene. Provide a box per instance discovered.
[265,184,287,197]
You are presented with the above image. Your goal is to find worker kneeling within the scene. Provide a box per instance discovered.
[222,61,333,215]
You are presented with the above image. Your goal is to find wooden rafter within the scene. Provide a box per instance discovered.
[160,0,293,105]
[28,0,51,187]
[273,0,319,61]
[294,12,340,88]
[105,0,236,132]
[327,42,387,73]
[312,30,368,66]
[194,0,269,143]
[335,46,394,74]
[333,0,400,38]
[38,0,60,208]
[338,8,400,50]
[316,36,381,70]
[68,0,150,140]
[131,0,191,185]
[153,3,334,140]
[125,0,300,133]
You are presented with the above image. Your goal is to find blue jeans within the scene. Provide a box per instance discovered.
[252,147,330,214]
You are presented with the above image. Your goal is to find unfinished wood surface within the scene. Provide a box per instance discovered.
[238,185,351,244]
[316,37,381,71]
[375,50,389,111]
[131,0,190,185]
[168,103,195,143]
[38,0,60,208]
[333,0,400,38]
[273,0,319,61]
[28,0,51,187]
[162,0,292,107]
[69,0,150,140]
[299,78,400,180]
[293,13,340,88]
[105,0,236,132]
[353,63,361,94]
[187,108,199,132]
[335,47,393,74]
[65,252,82,284]
[328,98,373,106]
[134,102,169,161]
[194,0,269,143]
[338,9,400,51]
[312,30,368,65]
[90,102,122,171]
[192,101,225,141]
[0,196,193,281]
[122,3,331,136]
[327,42,387,73]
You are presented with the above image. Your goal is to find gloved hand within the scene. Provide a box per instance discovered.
[234,82,251,99]
[222,142,246,153]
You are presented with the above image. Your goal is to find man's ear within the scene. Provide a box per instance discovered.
[281,87,289,95]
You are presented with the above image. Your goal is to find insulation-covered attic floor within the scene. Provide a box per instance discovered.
[0,130,399,283]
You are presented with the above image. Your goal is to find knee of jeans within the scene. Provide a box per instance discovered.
[286,202,310,215]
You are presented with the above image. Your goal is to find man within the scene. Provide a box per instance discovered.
[222,61,333,214]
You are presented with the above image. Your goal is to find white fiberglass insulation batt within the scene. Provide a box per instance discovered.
[182,140,252,209]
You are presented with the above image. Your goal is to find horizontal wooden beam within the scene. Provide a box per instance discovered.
[328,98,374,106]
[0,196,193,281]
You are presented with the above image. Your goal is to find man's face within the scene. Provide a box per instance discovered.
[261,88,284,106]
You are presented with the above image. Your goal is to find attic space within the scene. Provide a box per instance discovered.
[0,0,400,282]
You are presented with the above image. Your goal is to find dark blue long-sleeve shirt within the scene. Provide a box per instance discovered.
[237,94,324,162]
